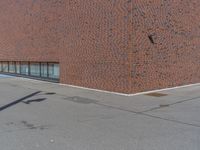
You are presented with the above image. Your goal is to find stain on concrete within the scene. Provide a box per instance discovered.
[5,121,49,131]
[20,121,48,130]
[145,92,168,97]
[64,96,98,104]
[45,92,56,95]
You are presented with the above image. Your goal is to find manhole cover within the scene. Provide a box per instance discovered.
[145,92,168,97]
[65,96,98,104]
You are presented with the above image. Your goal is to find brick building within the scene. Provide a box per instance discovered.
[0,0,199,94]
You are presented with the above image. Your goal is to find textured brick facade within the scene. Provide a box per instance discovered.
[131,0,200,93]
[0,0,199,94]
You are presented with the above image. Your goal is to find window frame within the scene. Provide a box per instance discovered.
[0,61,59,82]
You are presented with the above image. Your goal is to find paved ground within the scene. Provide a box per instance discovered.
[0,74,199,150]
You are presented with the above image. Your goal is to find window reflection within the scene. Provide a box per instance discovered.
[20,62,29,75]
[9,62,15,73]
[0,61,59,81]
[30,63,40,76]
[2,62,8,72]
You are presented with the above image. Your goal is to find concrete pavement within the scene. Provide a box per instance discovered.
[0,75,199,150]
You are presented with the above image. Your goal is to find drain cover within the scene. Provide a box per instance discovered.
[145,92,168,97]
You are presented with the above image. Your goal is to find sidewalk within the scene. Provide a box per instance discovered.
[0,76,199,150]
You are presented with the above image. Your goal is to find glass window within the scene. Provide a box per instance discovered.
[2,62,8,72]
[0,61,60,81]
[16,62,20,74]
[9,62,16,73]
[20,62,29,75]
[48,63,59,79]
[0,62,2,72]
[41,63,48,78]
[30,63,40,76]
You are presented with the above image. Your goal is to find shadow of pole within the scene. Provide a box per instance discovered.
[0,91,41,112]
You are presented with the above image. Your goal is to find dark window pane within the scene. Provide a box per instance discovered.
[48,63,59,79]
[9,62,16,73]
[30,63,40,76]
[2,62,8,72]
[20,62,29,75]
[41,63,48,77]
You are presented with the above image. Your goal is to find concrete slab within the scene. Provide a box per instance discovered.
[0,76,199,149]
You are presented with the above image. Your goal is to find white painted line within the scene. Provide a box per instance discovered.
[58,83,131,96]
[10,77,130,96]
[128,83,200,96]
[9,76,200,97]
[59,82,200,96]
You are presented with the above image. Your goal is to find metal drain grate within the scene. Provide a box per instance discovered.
[145,92,168,97]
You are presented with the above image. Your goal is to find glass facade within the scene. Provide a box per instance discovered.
[48,63,59,79]
[0,62,2,72]
[9,62,16,73]
[30,63,40,76]
[41,63,48,78]
[20,62,29,75]
[0,61,59,81]
[2,62,8,72]
[16,62,20,74]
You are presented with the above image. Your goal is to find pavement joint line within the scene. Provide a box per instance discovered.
[142,95,200,113]
[140,113,200,128]
[94,102,200,128]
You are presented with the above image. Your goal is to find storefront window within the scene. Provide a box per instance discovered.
[30,63,40,76]
[20,62,29,75]
[41,63,48,77]
[2,62,8,72]
[0,61,59,81]
[48,63,59,79]
[0,62,2,72]
[9,62,16,73]
[16,62,20,74]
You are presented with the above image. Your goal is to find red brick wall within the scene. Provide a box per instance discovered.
[0,0,61,62]
[131,0,200,93]
[0,0,199,94]
[0,0,131,93]
[59,0,131,93]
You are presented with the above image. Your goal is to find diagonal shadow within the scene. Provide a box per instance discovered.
[0,91,41,112]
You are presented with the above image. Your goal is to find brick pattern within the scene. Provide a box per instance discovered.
[0,0,131,93]
[0,0,62,62]
[131,0,200,93]
[59,0,131,93]
[0,0,199,94]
